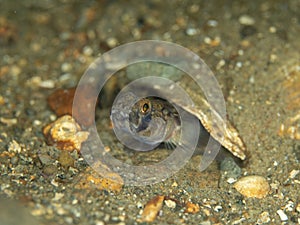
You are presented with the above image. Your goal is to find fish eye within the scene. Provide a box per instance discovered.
[140,100,151,114]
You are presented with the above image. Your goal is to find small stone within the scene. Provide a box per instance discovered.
[239,15,255,25]
[82,46,93,56]
[276,209,288,221]
[106,37,118,48]
[0,117,17,126]
[58,151,74,168]
[233,175,270,199]
[10,156,19,165]
[8,140,21,153]
[61,63,72,72]
[186,28,197,36]
[199,221,211,225]
[289,169,299,179]
[269,26,277,33]
[220,157,242,179]
[75,165,123,193]
[47,88,76,117]
[95,221,105,225]
[39,79,55,88]
[138,196,164,222]
[38,154,54,165]
[184,201,200,214]
[207,20,218,27]
[43,115,89,152]
[164,199,176,209]
[47,86,96,126]
[227,178,237,184]
[52,193,64,201]
[257,211,270,224]
[43,165,58,176]
[10,65,21,76]
[296,203,300,213]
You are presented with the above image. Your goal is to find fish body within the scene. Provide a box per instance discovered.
[129,97,181,149]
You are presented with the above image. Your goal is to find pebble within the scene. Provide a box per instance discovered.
[186,27,197,36]
[239,15,255,25]
[207,20,218,27]
[43,165,58,176]
[39,79,55,88]
[47,86,96,126]
[289,169,299,179]
[106,37,118,48]
[58,151,74,168]
[296,203,300,213]
[199,221,211,225]
[61,62,72,72]
[75,166,123,192]
[233,175,270,199]
[184,201,200,214]
[257,211,270,224]
[0,117,17,126]
[8,140,21,153]
[276,209,288,221]
[82,46,93,56]
[43,115,89,152]
[138,195,164,222]
[38,153,54,165]
[10,156,19,165]
[220,157,242,179]
[164,199,176,209]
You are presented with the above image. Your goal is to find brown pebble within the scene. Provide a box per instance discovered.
[47,88,76,117]
[138,195,165,222]
[43,164,58,176]
[43,115,89,152]
[58,151,74,169]
[47,86,97,126]
[234,175,270,199]
[184,201,200,214]
[75,165,123,193]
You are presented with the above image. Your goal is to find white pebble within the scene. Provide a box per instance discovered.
[83,46,93,56]
[227,177,237,184]
[186,28,197,36]
[204,37,211,44]
[39,79,55,88]
[239,15,255,25]
[233,175,270,199]
[207,20,218,27]
[164,199,176,209]
[289,169,299,179]
[276,209,288,221]
[61,62,72,72]
[269,26,277,33]
[8,140,21,153]
[106,37,118,48]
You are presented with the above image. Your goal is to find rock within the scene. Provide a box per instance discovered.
[75,165,123,193]
[184,201,200,214]
[233,175,270,199]
[47,86,97,126]
[58,151,74,169]
[43,115,89,152]
[138,195,164,222]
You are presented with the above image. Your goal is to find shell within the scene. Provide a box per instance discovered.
[233,175,270,199]
[170,75,246,160]
[125,63,247,160]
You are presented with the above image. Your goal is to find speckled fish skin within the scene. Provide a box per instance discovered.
[129,97,181,148]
